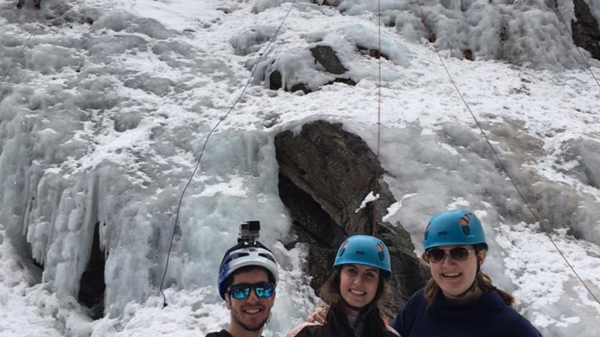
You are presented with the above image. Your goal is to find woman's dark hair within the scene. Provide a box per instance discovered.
[422,243,515,309]
[319,266,391,335]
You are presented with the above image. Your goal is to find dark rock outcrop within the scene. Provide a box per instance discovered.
[572,0,600,60]
[289,82,312,94]
[269,69,283,91]
[357,45,390,61]
[269,70,313,94]
[327,77,357,86]
[276,120,429,318]
[78,222,106,320]
[463,49,474,61]
[267,46,355,93]
[310,45,348,75]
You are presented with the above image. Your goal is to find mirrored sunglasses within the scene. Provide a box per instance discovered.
[228,282,275,300]
[426,247,474,263]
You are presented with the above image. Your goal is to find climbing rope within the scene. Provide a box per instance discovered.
[372,0,383,237]
[159,0,298,308]
[414,1,600,305]
[552,4,600,89]
[0,24,37,95]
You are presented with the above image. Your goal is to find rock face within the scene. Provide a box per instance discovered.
[78,222,106,319]
[310,45,348,75]
[267,45,356,94]
[572,0,600,60]
[275,120,429,318]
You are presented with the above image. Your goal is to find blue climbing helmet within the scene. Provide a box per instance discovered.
[334,235,391,279]
[423,210,487,250]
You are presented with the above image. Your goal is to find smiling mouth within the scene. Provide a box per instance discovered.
[242,307,264,315]
[442,273,462,279]
[349,289,366,296]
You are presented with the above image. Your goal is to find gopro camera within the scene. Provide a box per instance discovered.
[238,221,261,245]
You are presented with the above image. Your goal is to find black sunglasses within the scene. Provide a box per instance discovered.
[228,282,275,300]
[426,247,475,263]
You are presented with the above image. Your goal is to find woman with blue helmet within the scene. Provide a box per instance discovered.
[391,209,541,337]
[287,235,400,337]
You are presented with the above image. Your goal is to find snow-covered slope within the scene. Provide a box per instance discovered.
[1,0,599,336]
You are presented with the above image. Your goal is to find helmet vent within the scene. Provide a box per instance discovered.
[226,252,250,263]
[259,253,276,263]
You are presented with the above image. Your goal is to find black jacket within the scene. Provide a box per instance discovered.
[287,304,400,337]
[392,288,541,337]
[205,330,235,337]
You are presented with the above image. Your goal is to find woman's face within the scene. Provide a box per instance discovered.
[427,245,486,299]
[339,264,380,310]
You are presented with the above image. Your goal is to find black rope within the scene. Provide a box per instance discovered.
[0,25,36,96]
[159,0,298,308]
[552,4,600,88]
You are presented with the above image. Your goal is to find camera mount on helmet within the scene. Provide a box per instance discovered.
[238,220,261,246]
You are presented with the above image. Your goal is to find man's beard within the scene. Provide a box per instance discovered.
[231,307,270,332]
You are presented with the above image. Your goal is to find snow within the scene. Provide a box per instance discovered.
[355,191,380,213]
[0,224,65,337]
[382,193,419,222]
[230,25,278,56]
[1,0,600,336]
[495,222,600,336]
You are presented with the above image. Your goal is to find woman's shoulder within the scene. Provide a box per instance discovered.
[397,287,426,306]
[385,324,402,337]
[285,322,324,337]
[482,292,541,336]
[410,287,426,297]
[500,307,541,335]
[404,287,427,308]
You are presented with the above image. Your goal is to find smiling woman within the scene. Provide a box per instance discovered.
[286,235,400,337]
[391,210,542,337]
[338,264,380,311]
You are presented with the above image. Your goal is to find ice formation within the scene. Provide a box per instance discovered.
[0,0,599,336]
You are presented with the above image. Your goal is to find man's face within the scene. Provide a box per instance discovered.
[226,268,276,332]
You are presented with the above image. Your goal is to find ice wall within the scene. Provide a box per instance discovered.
[248,0,599,68]
[0,4,301,319]
[0,92,295,316]
[303,0,594,68]
[1,0,600,336]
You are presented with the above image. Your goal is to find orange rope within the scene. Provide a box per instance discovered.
[372,0,383,237]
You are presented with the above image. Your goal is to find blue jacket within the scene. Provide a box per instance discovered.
[391,288,542,337]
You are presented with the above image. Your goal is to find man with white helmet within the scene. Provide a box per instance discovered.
[206,221,279,337]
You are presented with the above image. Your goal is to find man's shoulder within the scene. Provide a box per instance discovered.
[205,330,234,337]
